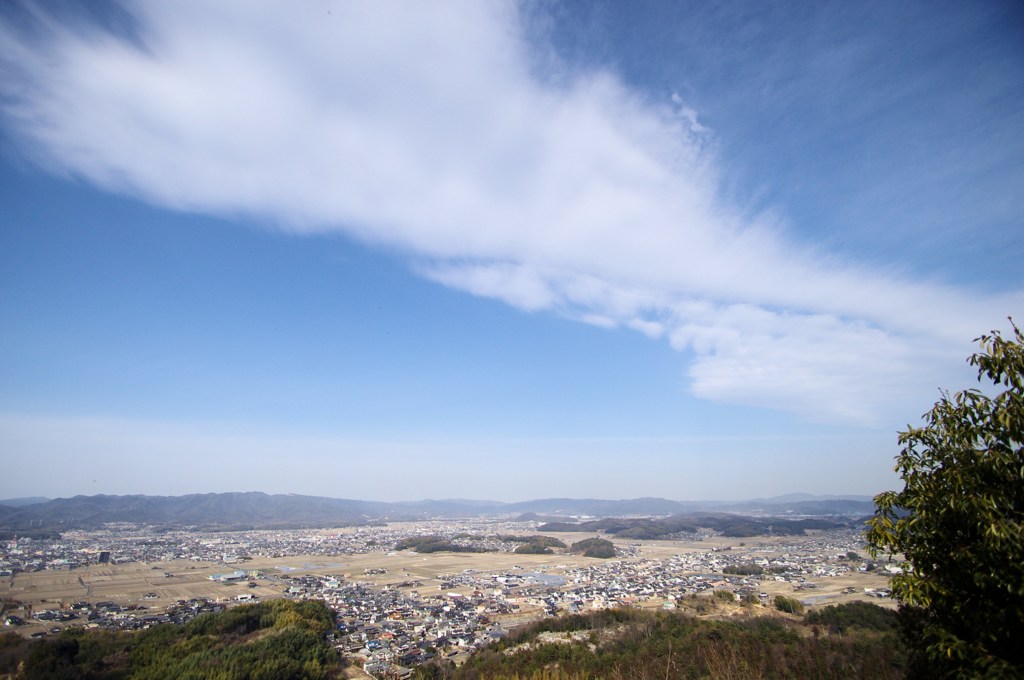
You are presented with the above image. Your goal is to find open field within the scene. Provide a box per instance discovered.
[6,550,601,611]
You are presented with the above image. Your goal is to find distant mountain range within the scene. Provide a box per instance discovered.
[0,492,875,532]
[0,496,51,508]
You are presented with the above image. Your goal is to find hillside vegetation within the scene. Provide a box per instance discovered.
[568,538,616,559]
[1,599,343,679]
[414,604,904,679]
[539,514,845,539]
[395,536,488,553]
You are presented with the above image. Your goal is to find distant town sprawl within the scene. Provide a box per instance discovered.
[1,519,898,672]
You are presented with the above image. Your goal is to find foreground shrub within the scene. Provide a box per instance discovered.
[774,595,805,615]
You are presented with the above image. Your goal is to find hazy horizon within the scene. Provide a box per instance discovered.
[0,489,876,505]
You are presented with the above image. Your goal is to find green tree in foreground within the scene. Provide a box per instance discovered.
[866,322,1023,678]
[17,600,341,679]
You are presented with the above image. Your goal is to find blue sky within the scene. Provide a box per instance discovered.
[1,0,1021,502]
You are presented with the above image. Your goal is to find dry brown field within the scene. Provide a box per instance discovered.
[4,550,590,612]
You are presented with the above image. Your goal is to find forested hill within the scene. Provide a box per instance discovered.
[0,492,875,531]
[0,599,343,678]
[414,604,904,679]
[0,492,392,531]
[538,513,850,539]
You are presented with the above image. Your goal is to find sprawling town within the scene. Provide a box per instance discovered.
[1,520,896,677]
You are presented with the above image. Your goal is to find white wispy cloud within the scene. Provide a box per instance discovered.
[0,1,1018,423]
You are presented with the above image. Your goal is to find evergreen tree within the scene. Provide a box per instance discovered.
[867,323,1024,678]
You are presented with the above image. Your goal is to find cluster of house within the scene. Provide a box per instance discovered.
[270,568,579,676]
[1,536,111,573]
[4,598,228,637]
[556,549,837,610]
[0,527,374,572]
[261,531,890,678]
[318,577,513,672]
[0,519,551,573]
